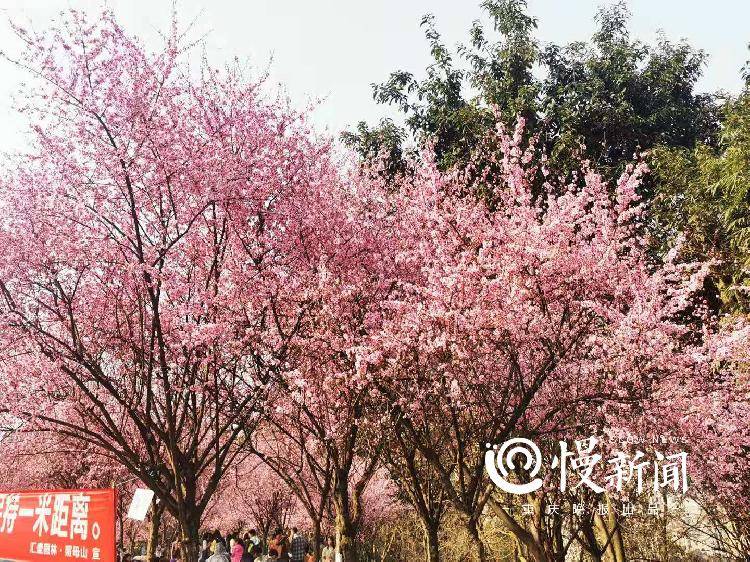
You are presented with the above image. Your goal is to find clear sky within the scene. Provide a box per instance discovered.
[0,0,748,151]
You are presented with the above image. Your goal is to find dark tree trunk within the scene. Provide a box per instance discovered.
[423,520,440,562]
[175,504,200,562]
[311,517,322,559]
[118,493,124,553]
[466,521,487,562]
[333,470,357,562]
[146,498,164,562]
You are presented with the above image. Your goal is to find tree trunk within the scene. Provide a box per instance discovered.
[335,518,356,562]
[593,496,626,562]
[118,492,124,553]
[611,528,626,562]
[661,489,668,561]
[311,517,322,559]
[488,499,547,562]
[333,470,356,562]
[146,499,164,562]
[580,519,603,562]
[422,520,440,562]
[176,505,200,562]
[466,521,487,562]
[607,505,626,562]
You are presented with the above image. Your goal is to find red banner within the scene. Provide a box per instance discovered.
[0,489,116,562]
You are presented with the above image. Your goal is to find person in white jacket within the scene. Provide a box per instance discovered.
[206,542,230,562]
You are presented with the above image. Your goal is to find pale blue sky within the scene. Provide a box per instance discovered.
[0,0,748,150]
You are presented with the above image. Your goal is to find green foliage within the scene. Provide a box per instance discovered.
[651,92,750,312]
[341,119,408,181]
[348,0,718,183]
[461,0,538,120]
[540,3,718,180]
[364,0,537,172]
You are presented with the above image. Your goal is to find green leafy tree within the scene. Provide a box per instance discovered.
[341,118,408,181]
[540,3,717,180]
[346,0,537,174]
[651,91,750,312]
[346,0,718,184]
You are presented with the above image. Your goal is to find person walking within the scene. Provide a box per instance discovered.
[267,529,283,560]
[230,538,244,562]
[320,538,334,562]
[251,545,264,562]
[274,529,289,561]
[289,528,307,562]
[169,542,180,562]
[240,540,254,562]
[211,531,226,555]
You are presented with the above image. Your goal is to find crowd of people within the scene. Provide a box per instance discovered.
[197,528,334,562]
[118,527,338,562]
[198,527,334,562]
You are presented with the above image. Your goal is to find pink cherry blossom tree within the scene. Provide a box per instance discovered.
[378,411,449,562]
[0,425,126,491]
[239,144,404,562]
[247,410,335,557]
[349,120,746,561]
[641,315,750,558]
[0,11,331,559]
[266,210,389,562]
[204,460,302,540]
